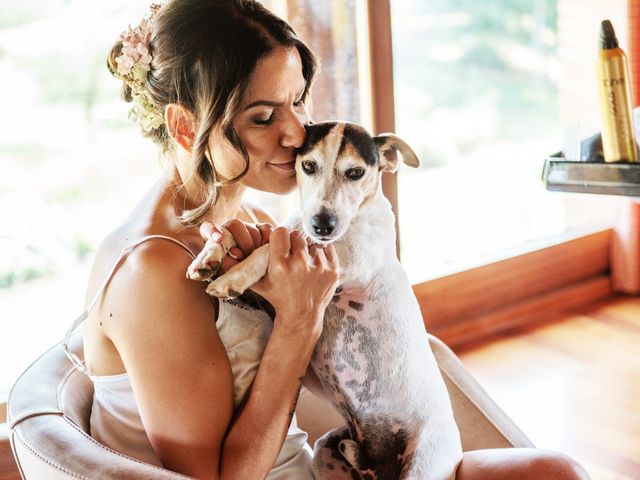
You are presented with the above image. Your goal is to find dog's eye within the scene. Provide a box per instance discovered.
[345,168,365,180]
[301,160,317,175]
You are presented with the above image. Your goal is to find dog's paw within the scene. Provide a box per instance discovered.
[187,263,220,281]
[205,272,249,299]
[313,427,364,480]
[187,240,227,281]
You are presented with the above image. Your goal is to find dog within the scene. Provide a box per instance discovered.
[187,121,463,479]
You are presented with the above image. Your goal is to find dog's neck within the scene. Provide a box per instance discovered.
[331,183,397,290]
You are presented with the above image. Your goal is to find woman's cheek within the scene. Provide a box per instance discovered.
[240,128,271,153]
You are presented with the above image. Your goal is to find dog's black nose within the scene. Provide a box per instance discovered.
[311,213,337,236]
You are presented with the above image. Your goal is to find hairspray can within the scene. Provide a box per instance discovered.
[597,19,638,162]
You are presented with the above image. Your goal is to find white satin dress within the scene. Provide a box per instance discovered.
[65,235,315,478]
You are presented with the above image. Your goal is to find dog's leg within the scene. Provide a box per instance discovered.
[313,426,364,480]
[186,227,236,281]
[205,244,270,299]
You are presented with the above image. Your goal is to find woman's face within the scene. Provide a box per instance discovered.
[209,46,309,195]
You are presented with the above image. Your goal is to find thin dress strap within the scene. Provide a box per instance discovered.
[241,203,261,224]
[63,235,196,374]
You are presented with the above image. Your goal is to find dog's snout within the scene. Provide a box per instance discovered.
[311,213,337,237]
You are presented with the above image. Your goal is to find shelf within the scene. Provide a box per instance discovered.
[542,154,640,196]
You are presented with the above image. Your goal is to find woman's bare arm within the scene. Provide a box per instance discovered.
[104,241,231,479]
[103,241,320,479]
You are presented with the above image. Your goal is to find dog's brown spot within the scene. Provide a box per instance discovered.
[348,301,364,311]
[198,267,215,278]
[356,416,412,480]
[299,122,337,156]
[338,123,379,166]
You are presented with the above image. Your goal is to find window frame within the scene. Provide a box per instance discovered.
[363,0,619,349]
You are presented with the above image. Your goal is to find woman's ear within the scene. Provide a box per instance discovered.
[373,133,420,173]
[165,104,197,153]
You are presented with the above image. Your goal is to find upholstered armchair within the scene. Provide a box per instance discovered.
[7,333,532,479]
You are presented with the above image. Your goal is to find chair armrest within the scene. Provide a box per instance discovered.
[428,334,534,450]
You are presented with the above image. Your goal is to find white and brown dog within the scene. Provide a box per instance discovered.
[188,122,462,480]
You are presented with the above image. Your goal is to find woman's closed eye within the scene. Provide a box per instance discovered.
[252,98,305,126]
[253,111,275,126]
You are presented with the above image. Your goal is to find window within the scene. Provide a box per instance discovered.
[0,1,162,396]
[392,0,627,282]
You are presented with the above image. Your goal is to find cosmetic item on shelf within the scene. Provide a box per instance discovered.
[597,19,638,163]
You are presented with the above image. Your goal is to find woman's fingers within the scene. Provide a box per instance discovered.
[221,256,239,272]
[324,244,340,270]
[313,246,329,269]
[200,221,222,242]
[290,230,308,258]
[247,225,262,248]
[228,247,245,261]
[308,243,339,270]
[223,219,257,257]
[269,227,291,260]
[256,223,273,246]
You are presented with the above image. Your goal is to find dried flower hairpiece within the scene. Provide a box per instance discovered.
[113,3,164,132]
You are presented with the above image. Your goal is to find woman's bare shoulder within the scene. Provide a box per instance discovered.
[103,235,213,319]
[84,228,218,375]
[86,225,203,303]
[89,229,212,326]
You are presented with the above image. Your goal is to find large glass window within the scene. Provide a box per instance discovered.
[392,0,627,281]
[1,0,162,396]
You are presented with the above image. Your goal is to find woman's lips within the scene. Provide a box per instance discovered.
[268,161,296,171]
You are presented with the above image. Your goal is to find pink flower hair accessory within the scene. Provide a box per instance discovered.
[113,3,164,132]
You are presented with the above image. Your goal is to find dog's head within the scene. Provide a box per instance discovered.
[295,121,419,244]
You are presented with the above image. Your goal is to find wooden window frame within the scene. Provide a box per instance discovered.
[363,0,618,349]
[412,228,614,348]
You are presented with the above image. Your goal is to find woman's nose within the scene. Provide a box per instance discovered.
[280,109,307,149]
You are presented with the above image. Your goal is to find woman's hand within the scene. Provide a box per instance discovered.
[250,227,340,339]
[200,220,273,272]
[200,222,340,338]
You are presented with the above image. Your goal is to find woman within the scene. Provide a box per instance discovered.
[79,0,590,478]
[81,1,337,478]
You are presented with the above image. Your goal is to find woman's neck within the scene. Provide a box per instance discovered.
[166,165,247,225]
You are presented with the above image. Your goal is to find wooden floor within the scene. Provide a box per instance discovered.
[457,294,640,480]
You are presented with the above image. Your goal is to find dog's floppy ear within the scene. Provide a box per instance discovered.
[373,133,420,173]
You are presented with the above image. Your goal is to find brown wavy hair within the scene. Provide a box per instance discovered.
[107,0,318,224]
